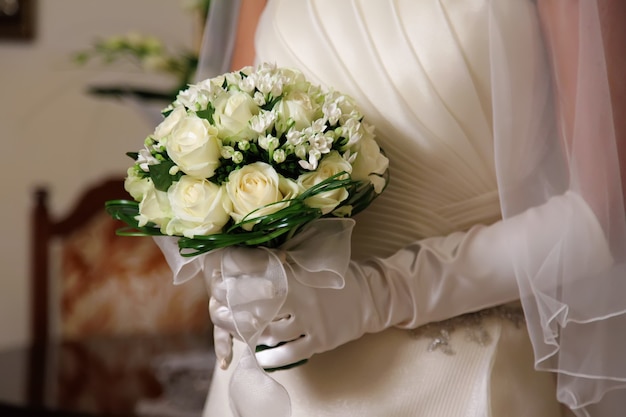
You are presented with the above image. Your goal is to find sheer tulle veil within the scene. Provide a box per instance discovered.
[490,1,626,415]
[196,1,626,415]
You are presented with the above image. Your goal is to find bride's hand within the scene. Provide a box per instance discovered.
[209,259,401,370]
[254,262,394,369]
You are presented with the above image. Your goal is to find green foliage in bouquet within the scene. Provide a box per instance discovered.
[106,63,389,256]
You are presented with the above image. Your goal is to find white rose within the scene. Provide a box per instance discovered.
[279,67,309,90]
[212,91,259,140]
[165,176,232,238]
[153,106,187,141]
[137,186,172,229]
[166,114,222,179]
[351,135,389,194]
[124,166,152,201]
[297,151,351,214]
[273,90,317,132]
[227,162,300,230]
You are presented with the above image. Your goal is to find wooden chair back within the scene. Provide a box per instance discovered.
[30,177,210,343]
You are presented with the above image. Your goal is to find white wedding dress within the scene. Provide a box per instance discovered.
[204,0,566,415]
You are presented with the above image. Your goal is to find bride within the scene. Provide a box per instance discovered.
[190,0,626,416]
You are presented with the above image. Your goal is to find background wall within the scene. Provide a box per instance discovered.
[0,0,195,349]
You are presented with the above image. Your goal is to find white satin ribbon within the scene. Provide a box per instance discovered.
[154,218,356,417]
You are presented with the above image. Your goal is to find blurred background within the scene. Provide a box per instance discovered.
[0,0,200,349]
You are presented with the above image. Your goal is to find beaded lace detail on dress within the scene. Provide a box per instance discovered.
[408,305,526,355]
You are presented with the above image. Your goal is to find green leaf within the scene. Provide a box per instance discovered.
[149,160,180,191]
[197,106,215,124]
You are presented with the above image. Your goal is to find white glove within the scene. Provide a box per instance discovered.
[210,191,612,370]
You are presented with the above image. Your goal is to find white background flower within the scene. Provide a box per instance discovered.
[273,90,317,132]
[137,186,172,229]
[226,162,300,230]
[153,106,187,141]
[165,176,232,238]
[351,134,389,193]
[124,166,152,200]
[166,114,222,179]
[212,91,259,140]
[297,151,352,214]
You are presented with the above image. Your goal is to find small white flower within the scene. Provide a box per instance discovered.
[239,76,256,93]
[255,71,284,97]
[343,149,358,164]
[253,91,266,106]
[258,134,274,151]
[254,73,273,95]
[196,76,225,95]
[250,111,276,134]
[161,103,175,113]
[342,117,363,147]
[137,148,159,172]
[286,129,304,146]
[221,145,235,159]
[273,149,286,164]
[168,165,180,175]
[282,143,295,156]
[258,135,269,151]
[232,151,244,164]
[308,133,333,154]
[267,136,280,151]
[323,99,343,125]
[176,86,200,109]
[237,140,250,151]
[299,149,322,171]
[303,118,327,137]
[193,89,211,110]
[299,160,314,171]
[295,144,307,160]
[225,71,243,87]
[314,118,327,132]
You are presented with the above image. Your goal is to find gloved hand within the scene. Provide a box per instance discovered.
[209,191,612,370]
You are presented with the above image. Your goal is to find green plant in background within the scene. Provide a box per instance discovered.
[73,0,211,103]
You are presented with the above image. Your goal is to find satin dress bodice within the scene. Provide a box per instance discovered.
[254,0,544,260]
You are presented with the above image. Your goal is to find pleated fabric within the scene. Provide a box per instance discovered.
[254,0,512,260]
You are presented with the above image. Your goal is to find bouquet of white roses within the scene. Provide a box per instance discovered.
[107,62,388,255]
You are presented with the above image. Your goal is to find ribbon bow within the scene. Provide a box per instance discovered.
[154,218,356,417]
